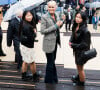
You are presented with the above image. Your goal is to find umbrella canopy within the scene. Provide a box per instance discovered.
[3,0,44,21]
[85,2,100,8]
[0,0,17,6]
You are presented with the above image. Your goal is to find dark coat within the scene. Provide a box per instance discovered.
[7,18,20,47]
[0,27,2,39]
[70,25,91,65]
[20,21,35,48]
[66,12,73,21]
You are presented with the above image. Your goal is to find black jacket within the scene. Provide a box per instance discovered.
[70,25,91,52]
[0,26,2,39]
[20,21,35,48]
[7,18,20,46]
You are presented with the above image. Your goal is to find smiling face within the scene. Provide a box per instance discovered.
[25,12,33,22]
[47,1,57,15]
[75,13,83,24]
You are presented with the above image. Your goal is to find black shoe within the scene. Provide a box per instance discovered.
[33,72,40,82]
[76,81,85,86]
[71,75,79,83]
[0,53,6,56]
[72,75,85,86]
[22,72,32,81]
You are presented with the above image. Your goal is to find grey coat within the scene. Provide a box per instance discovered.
[41,12,61,53]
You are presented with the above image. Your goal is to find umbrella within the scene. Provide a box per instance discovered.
[3,0,44,21]
[0,0,17,6]
[85,2,100,8]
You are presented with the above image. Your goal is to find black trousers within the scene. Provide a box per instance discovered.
[45,44,58,83]
[0,36,3,54]
[65,20,72,31]
[0,28,4,54]
[13,40,22,68]
[89,16,92,24]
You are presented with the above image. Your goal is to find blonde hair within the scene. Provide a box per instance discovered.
[47,0,57,8]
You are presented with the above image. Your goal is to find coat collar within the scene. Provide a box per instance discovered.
[76,24,87,33]
[48,12,57,23]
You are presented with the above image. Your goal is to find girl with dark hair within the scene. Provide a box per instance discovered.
[69,11,91,86]
[19,10,39,81]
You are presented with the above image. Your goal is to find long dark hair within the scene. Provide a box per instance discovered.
[22,10,36,26]
[19,10,36,36]
[72,11,87,32]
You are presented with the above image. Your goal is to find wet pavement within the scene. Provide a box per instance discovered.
[0,23,100,89]
[0,61,100,90]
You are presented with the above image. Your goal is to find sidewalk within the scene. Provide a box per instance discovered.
[0,22,100,90]
[0,22,100,70]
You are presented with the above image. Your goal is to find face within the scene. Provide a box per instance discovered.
[82,7,85,10]
[25,12,33,22]
[17,12,23,18]
[68,9,70,12]
[16,10,23,18]
[48,3,56,14]
[94,13,96,16]
[76,5,80,9]
[75,13,83,24]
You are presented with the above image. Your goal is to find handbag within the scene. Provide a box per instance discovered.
[81,42,97,64]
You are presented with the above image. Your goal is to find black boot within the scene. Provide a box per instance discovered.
[33,72,40,82]
[22,72,32,81]
[76,81,85,86]
[71,75,79,83]
[71,75,85,86]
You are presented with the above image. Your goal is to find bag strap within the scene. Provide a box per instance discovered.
[85,29,94,49]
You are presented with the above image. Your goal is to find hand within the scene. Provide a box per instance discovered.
[34,28,37,33]
[56,21,63,27]
[69,42,72,47]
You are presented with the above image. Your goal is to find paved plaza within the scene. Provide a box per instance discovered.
[1,22,100,70]
[0,22,100,89]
